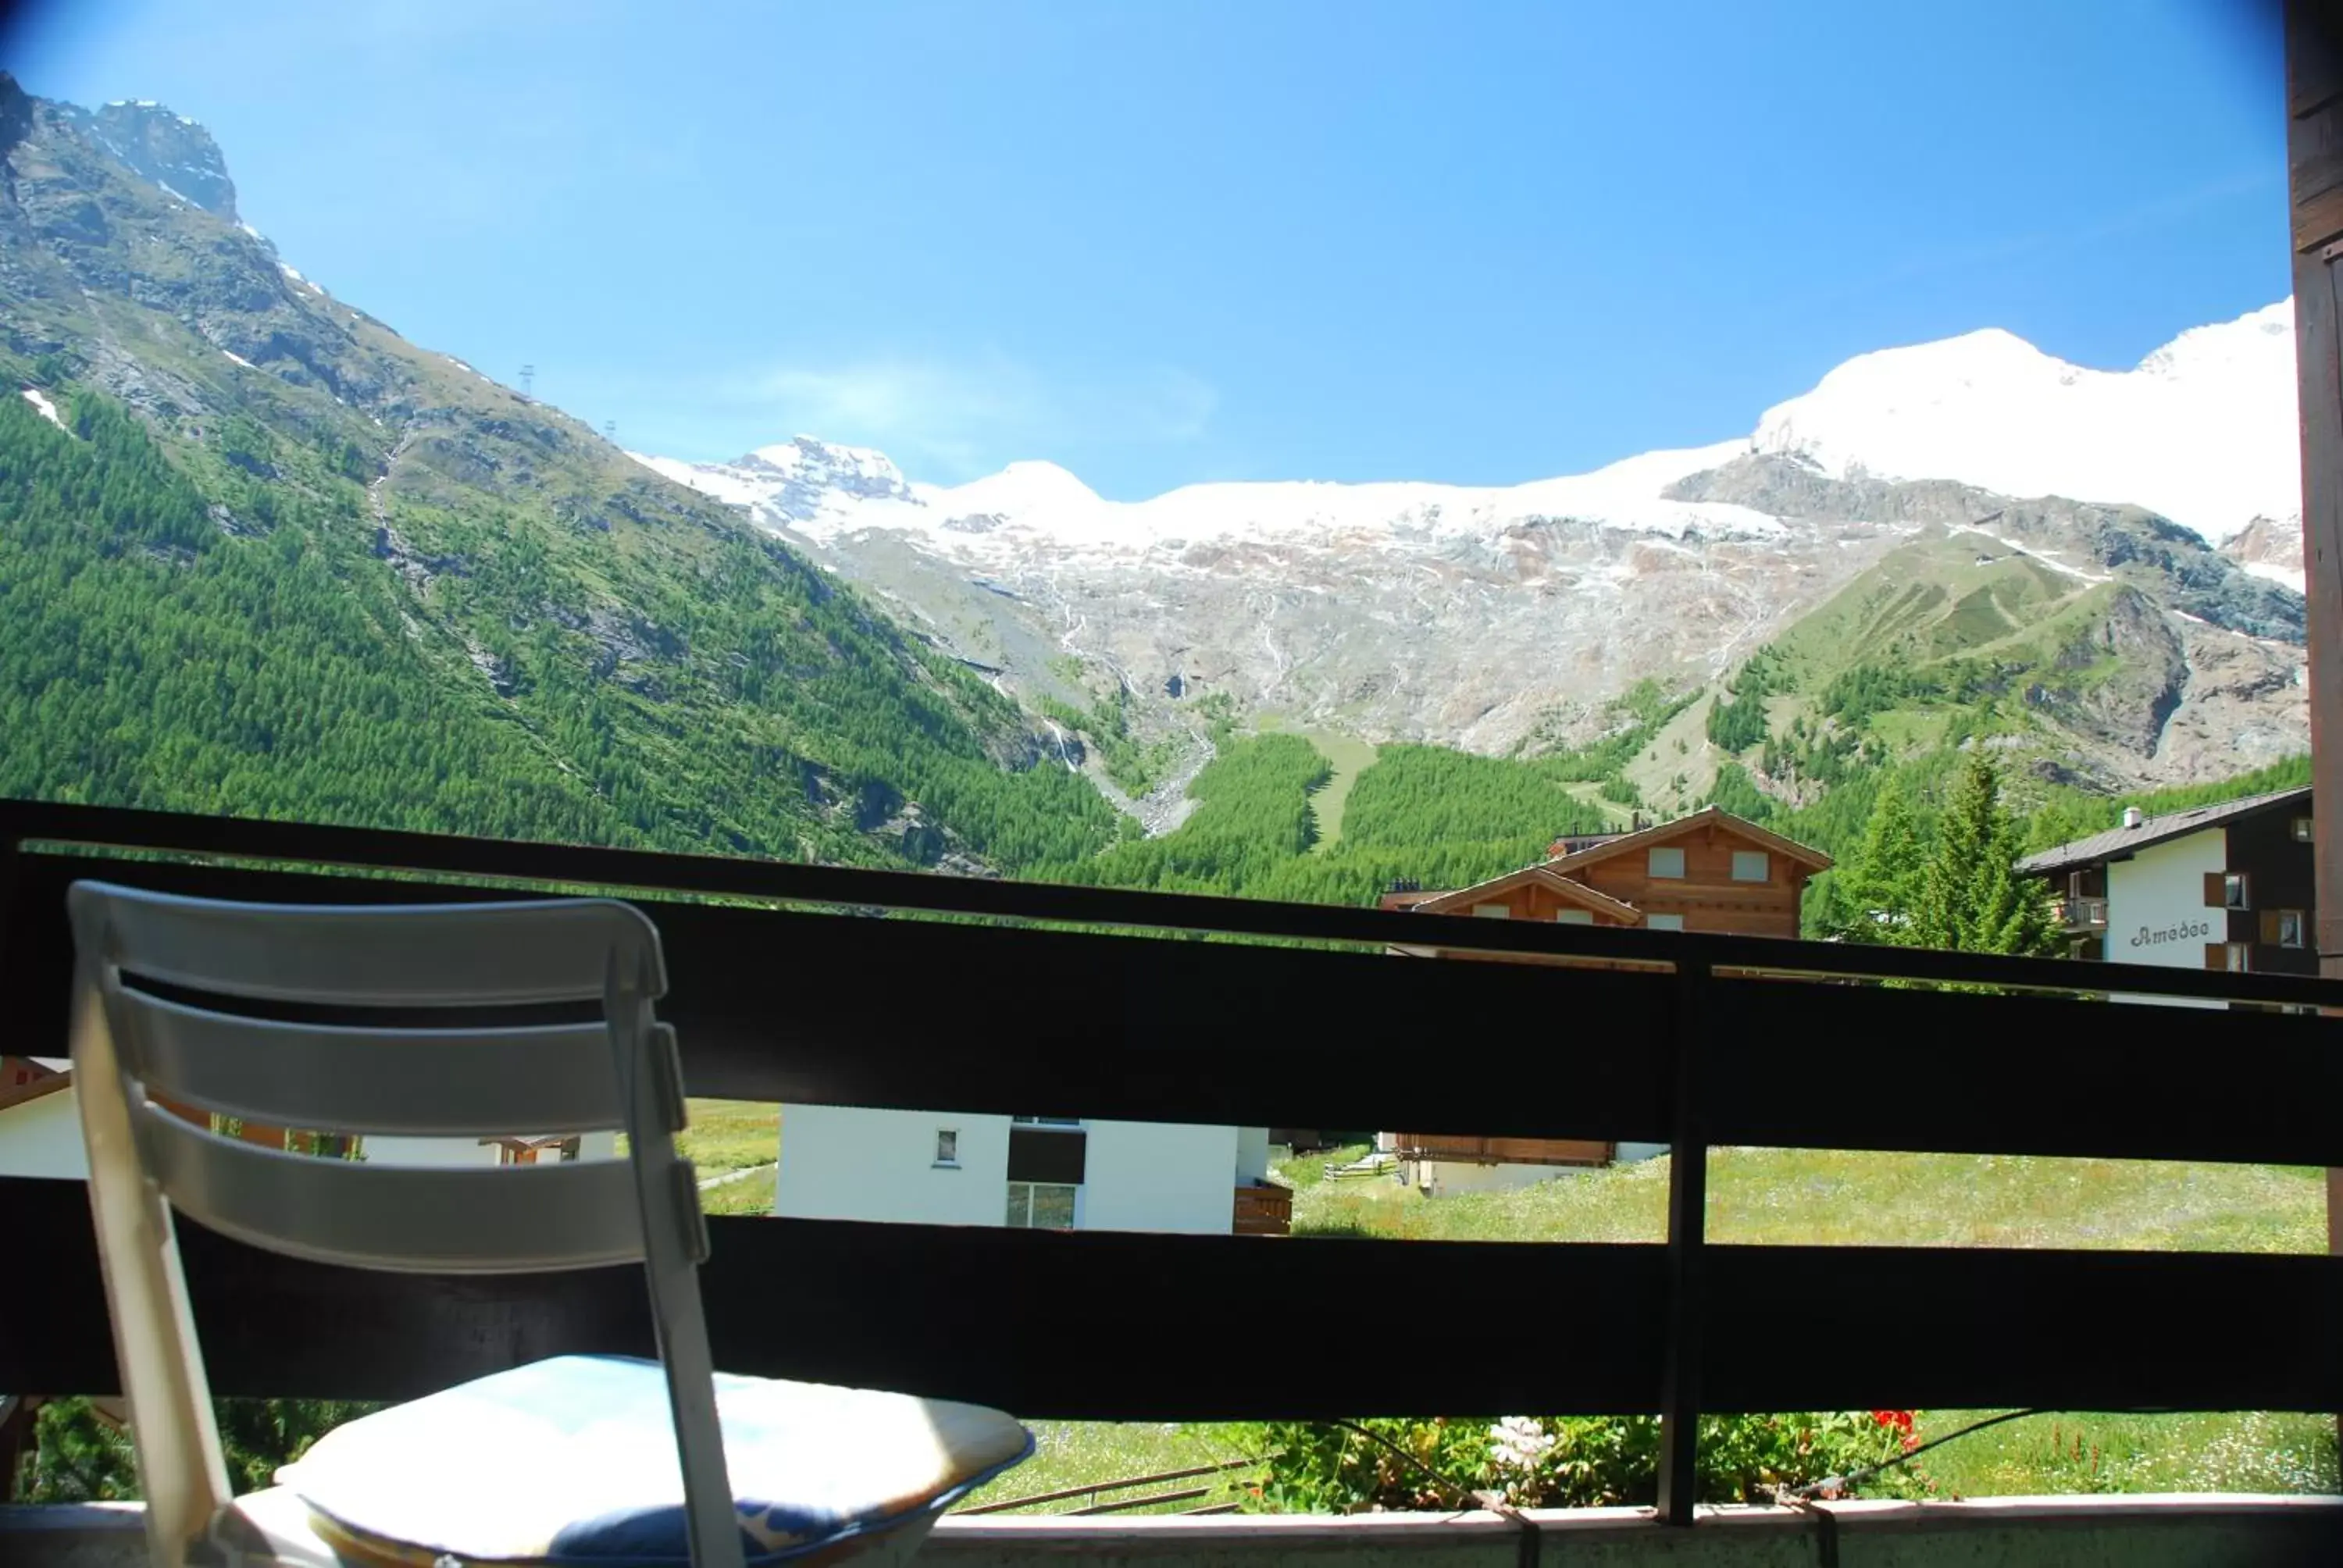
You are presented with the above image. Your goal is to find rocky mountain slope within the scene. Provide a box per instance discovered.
[0,77,1118,871]
[645,309,2309,793]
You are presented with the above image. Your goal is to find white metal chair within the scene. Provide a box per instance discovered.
[66,881,1028,1568]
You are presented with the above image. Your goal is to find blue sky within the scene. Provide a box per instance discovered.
[10,0,2289,497]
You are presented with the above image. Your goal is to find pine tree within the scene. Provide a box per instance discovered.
[1909,754,2052,955]
[1834,773,1924,943]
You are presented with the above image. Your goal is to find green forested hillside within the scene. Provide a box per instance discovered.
[0,392,623,842]
[1035,733,1618,906]
[0,381,1120,868]
[0,77,1119,873]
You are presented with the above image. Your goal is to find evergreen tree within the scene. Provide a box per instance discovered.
[1832,773,1924,943]
[1908,754,2052,956]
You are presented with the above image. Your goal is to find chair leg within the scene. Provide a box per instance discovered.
[71,974,233,1563]
[609,978,744,1568]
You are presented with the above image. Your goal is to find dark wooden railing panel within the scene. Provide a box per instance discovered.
[16,843,2340,1164]
[9,1178,2342,1417]
[0,1178,1671,1417]
[5,798,2336,1009]
[1707,978,2343,1166]
[3,850,1678,1146]
[1703,1244,2343,1414]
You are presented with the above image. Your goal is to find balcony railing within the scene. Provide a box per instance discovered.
[2,798,2341,1534]
[2056,895,2109,931]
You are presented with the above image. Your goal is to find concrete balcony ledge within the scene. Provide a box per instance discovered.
[8,1494,2341,1566]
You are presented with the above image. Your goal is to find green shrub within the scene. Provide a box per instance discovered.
[11,1396,379,1502]
[1236,1410,1924,1513]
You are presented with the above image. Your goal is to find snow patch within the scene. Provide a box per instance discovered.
[1955,527,2111,584]
[219,349,253,369]
[2241,559,2308,595]
[20,387,66,431]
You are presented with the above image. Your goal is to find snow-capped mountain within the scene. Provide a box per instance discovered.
[1749,302,2300,547]
[647,302,2299,556]
[640,303,2306,783]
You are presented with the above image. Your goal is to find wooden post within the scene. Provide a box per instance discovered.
[2285,0,2343,1250]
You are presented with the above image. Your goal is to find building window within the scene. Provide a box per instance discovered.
[1646,913,1686,932]
[1471,903,1511,918]
[2295,816,2316,843]
[2207,871,2251,910]
[1730,850,1769,882]
[2273,910,2307,950]
[1554,909,1594,925]
[1008,1121,1086,1186]
[1006,1181,1078,1229]
[2207,942,2252,973]
[934,1128,958,1167]
[1648,846,1685,879]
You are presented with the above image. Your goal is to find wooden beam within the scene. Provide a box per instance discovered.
[2290,0,2343,1273]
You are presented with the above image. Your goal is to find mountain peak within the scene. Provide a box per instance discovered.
[928,460,1103,518]
[1749,303,2298,540]
[84,97,237,219]
[0,73,30,155]
[746,433,904,479]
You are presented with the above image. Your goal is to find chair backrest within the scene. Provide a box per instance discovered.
[66,881,744,1568]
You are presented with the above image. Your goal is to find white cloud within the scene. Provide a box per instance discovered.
[735,355,1216,479]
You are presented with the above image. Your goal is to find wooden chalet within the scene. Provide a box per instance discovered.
[1382,807,1831,1182]
[1391,806,1828,943]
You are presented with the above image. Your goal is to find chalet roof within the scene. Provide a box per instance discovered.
[1410,865,1645,925]
[2015,786,2313,878]
[1543,805,1834,877]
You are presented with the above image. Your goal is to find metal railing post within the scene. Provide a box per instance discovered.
[1657,955,1710,1527]
[0,823,18,984]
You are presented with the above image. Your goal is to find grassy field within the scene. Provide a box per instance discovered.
[1299,729,1378,852]
[677,1099,780,1175]
[700,1164,778,1217]
[1911,1409,2335,1499]
[619,1099,779,1215]
[956,1422,1261,1515]
[619,1098,777,1174]
[1290,1146,2327,1253]
[965,1144,2335,1509]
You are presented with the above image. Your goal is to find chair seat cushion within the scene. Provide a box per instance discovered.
[274,1354,1032,1565]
